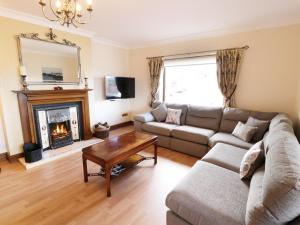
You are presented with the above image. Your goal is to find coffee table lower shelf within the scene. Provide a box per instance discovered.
[87,154,154,178]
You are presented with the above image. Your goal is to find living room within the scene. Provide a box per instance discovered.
[0,1,300,225]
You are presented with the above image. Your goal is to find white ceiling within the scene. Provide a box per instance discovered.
[1,0,300,48]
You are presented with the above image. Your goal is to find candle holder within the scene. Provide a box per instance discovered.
[20,75,28,91]
[84,77,88,89]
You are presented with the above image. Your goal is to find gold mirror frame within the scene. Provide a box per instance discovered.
[16,28,82,86]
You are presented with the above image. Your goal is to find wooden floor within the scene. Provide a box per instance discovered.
[0,126,198,225]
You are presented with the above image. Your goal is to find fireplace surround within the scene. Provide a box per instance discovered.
[14,89,93,151]
[34,102,82,149]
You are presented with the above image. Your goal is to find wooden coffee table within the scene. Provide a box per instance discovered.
[82,131,158,197]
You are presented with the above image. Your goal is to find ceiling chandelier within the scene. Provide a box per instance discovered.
[38,0,93,27]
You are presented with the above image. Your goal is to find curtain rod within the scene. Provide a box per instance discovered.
[146,45,249,60]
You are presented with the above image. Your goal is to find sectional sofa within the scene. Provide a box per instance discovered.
[134,103,300,225]
[134,103,277,157]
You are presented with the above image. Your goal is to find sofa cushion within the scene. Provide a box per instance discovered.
[240,141,265,179]
[246,117,270,142]
[209,132,253,149]
[249,111,277,122]
[219,107,250,133]
[262,126,300,223]
[246,166,281,225]
[166,103,188,125]
[269,113,293,130]
[170,138,208,158]
[166,108,182,125]
[167,211,191,225]
[166,161,249,225]
[134,112,155,123]
[202,143,247,173]
[185,105,223,131]
[142,122,179,136]
[232,121,258,142]
[151,103,168,122]
[264,121,295,154]
[171,125,214,145]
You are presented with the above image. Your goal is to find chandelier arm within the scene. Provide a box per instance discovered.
[41,5,60,21]
[71,0,78,23]
[49,0,62,19]
[74,13,92,25]
[39,0,92,27]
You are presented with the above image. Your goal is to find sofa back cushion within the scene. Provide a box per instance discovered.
[220,108,277,134]
[246,166,281,225]
[269,113,293,130]
[262,118,300,223]
[166,103,188,125]
[185,105,222,131]
[219,108,251,133]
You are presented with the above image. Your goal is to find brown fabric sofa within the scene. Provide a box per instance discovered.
[134,104,276,157]
[134,105,300,225]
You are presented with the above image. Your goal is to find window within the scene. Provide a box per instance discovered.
[160,55,223,106]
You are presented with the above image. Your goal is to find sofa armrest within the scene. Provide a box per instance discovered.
[134,112,155,123]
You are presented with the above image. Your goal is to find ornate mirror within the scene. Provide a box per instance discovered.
[16,28,82,86]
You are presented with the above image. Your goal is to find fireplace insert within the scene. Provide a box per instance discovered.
[47,108,74,149]
[49,120,73,149]
[33,102,83,150]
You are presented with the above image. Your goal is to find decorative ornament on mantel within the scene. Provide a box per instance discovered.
[38,0,93,28]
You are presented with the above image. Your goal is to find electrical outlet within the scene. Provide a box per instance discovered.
[122,113,128,117]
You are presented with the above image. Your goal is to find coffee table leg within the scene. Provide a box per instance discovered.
[82,156,88,183]
[154,142,158,165]
[105,166,112,197]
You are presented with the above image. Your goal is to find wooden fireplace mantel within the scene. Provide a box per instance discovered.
[13,89,93,144]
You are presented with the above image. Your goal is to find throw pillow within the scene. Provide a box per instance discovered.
[240,141,264,179]
[246,117,270,142]
[165,108,182,125]
[151,103,168,122]
[232,121,258,142]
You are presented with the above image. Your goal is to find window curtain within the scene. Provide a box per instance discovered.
[216,49,243,107]
[148,57,163,106]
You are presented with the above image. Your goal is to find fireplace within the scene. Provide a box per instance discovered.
[47,108,74,149]
[34,103,82,150]
[14,89,93,152]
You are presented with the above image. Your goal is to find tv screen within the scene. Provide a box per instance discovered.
[105,76,135,99]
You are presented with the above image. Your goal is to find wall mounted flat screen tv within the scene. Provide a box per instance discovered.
[105,76,135,99]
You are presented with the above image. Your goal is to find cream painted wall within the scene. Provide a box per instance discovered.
[0,16,91,155]
[130,24,300,131]
[297,76,300,140]
[1,15,299,155]
[0,98,7,154]
[89,41,132,128]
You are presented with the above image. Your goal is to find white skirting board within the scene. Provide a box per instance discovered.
[19,138,103,170]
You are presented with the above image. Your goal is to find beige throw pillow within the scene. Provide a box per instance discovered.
[165,108,182,125]
[240,141,264,179]
[232,122,258,142]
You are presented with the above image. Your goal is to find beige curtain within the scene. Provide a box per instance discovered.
[216,49,243,107]
[148,57,163,106]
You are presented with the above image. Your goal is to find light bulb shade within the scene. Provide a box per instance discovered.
[76,3,82,11]
[19,65,28,76]
[55,0,62,8]
[86,0,93,5]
